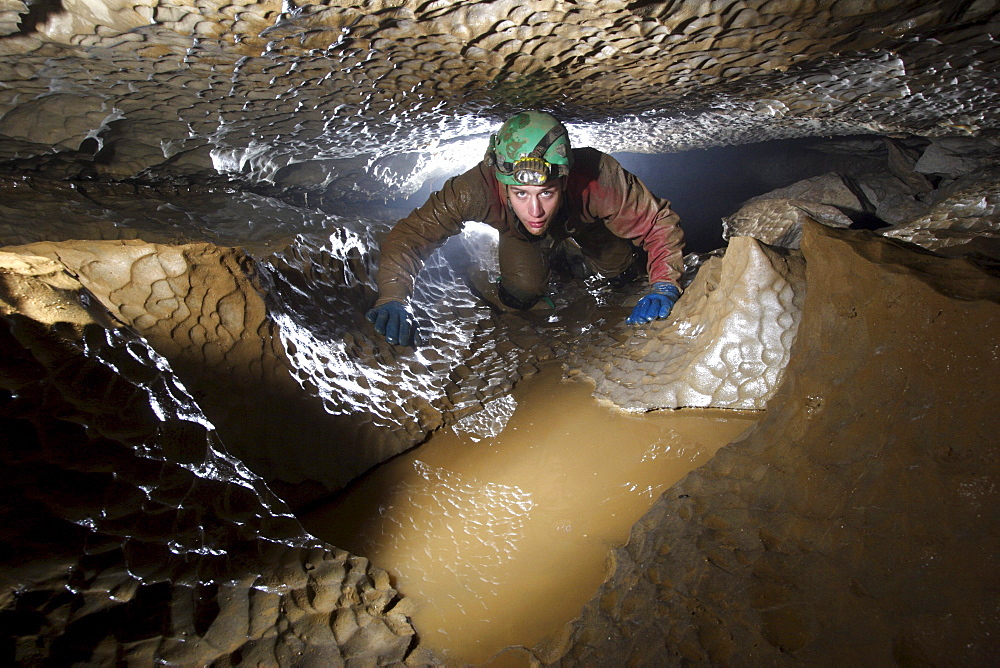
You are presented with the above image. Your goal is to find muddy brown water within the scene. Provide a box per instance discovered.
[302,365,759,664]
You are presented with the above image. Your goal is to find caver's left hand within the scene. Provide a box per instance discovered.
[626,282,681,325]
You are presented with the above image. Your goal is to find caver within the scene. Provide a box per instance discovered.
[368,110,686,346]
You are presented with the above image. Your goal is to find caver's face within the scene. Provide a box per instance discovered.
[506,181,563,235]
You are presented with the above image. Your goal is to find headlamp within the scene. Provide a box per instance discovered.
[512,157,551,186]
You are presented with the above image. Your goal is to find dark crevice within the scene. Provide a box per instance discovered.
[13,0,65,36]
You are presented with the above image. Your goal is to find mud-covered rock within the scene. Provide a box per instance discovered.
[547,222,1000,665]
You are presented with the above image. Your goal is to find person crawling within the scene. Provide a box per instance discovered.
[367,110,685,346]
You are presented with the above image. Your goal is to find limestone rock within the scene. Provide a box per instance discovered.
[722,197,853,249]
[914,136,1000,179]
[0,263,417,666]
[1,233,537,506]
[0,251,114,327]
[92,118,196,178]
[855,172,931,225]
[0,93,110,150]
[743,172,866,214]
[549,221,1000,665]
[1,0,999,197]
[883,137,935,195]
[3,239,328,481]
[567,236,805,411]
[883,170,1000,257]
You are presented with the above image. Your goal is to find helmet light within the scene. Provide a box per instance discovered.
[512,157,551,185]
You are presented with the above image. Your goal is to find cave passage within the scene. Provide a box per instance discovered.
[390,134,905,257]
[301,364,759,664]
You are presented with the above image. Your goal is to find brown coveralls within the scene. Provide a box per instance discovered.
[374,148,685,307]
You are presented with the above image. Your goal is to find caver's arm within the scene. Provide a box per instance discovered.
[374,164,499,306]
[585,152,685,290]
[578,152,685,324]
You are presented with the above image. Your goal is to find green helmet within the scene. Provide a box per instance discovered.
[488,111,573,186]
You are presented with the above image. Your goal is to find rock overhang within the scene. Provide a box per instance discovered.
[1,0,999,200]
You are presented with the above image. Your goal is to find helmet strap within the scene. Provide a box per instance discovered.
[484,134,498,166]
[528,124,568,161]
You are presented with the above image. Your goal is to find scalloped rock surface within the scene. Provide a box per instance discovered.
[567,236,805,411]
[0,255,415,665]
[1,234,538,500]
[2,1,1000,198]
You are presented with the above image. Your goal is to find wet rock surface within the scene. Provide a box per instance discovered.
[1,0,1000,663]
[0,261,414,665]
[1,1,1000,199]
[567,236,806,411]
[545,222,1000,665]
[0,232,540,503]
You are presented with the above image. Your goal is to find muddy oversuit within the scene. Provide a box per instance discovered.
[375,147,685,308]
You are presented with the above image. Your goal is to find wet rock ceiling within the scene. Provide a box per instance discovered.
[1,0,999,196]
[2,0,1000,666]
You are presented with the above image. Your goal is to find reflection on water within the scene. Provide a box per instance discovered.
[302,365,759,664]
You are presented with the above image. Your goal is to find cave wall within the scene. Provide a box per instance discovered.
[547,222,1000,665]
[0,254,415,665]
[1,0,1000,664]
[2,1,1000,199]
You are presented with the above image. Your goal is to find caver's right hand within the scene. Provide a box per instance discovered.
[366,300,419,347]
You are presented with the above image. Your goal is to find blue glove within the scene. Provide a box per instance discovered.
[626,282,681,325]
[366,301,418,346]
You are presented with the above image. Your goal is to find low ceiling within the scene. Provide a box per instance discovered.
[1,0,999,199]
